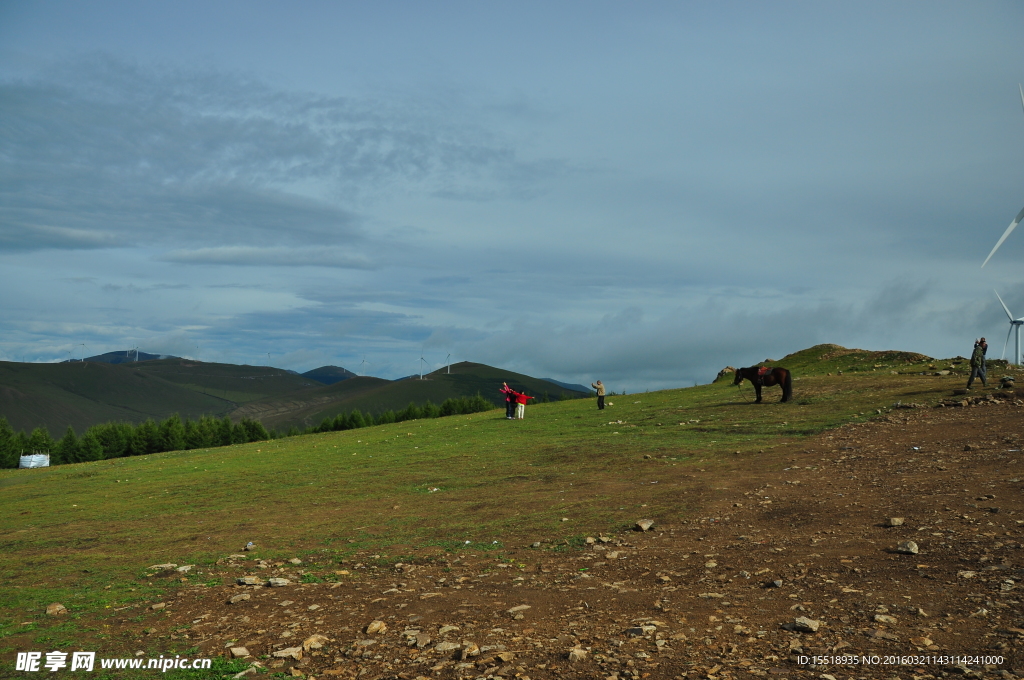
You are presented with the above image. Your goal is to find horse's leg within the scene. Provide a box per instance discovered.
[754,384,762,403]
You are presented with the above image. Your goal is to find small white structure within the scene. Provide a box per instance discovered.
[19,453,50,469]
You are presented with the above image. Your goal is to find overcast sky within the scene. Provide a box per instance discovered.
[3,2,1024,391]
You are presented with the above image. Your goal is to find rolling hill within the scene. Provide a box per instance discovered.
[229,361,589,430]
[0,358,588,435]
[302,365,358,385]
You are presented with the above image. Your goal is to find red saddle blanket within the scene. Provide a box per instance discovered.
[757,366,772,378]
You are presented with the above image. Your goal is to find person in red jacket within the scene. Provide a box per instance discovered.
[513,390,535,419]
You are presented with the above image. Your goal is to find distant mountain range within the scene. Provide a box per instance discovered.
[69,350,176,364]
[0,356,588,435]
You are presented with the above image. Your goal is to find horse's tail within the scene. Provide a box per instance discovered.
[782,368,793,402]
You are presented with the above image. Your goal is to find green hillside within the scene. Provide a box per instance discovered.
[0,359,323,435]
[230,361,589,430]
[0,361,233,434]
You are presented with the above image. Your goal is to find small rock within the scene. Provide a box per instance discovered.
[272,647,303,660]
[705,560,718,569]
[438,625,460,635]
[302,634,329,651]
[229,647,250,658]
[229,593,251,604]
[175,565,194,573]
[150,602,166,611]
[237,576,261,586]
[896,540,919,555]
[606,551,620,559]
[874,614,898,624]
[244,542,255,551]
[288,558,302,565]
[887,517,905,527]
[45,603,67,616]
[507,605,531,614]
[636,519,655,532]
[434,641,460,653]
[149,563,177,570]
[568,647,588,662]
[268,578,291,587]
[459,642,480,659]
[958,570,977,579]
[561,517,570,522]
[366,620,387,635]
[793,617,820,633]
[531,542,541,548]
[910,636,933,647]
[585,536,595,544]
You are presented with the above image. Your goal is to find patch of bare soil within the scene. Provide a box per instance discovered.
[100,400,1024,678]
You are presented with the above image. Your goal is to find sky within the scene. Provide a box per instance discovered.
[2,1,1024,391]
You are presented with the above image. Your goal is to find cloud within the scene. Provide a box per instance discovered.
[160,246,374,269]
[0,56,559,252]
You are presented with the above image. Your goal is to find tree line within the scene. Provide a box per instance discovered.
[0,394,496,469]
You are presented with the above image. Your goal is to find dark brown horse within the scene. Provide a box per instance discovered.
[733,366,793,403]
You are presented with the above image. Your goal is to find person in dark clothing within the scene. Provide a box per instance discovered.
[591,380,606,409]
[967,337,988,389]
[500,382,515,419]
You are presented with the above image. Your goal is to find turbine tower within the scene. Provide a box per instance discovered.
[446,353,451,374]
[359,357,368,375]
[982,85,1024,268]
[419,354,426,380]
[995,290,1024,366]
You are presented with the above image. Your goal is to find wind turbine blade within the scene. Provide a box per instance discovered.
[995,290,1015,321]
[1019,83,1024,115]
[982,205,1024,268]
[1004,324,1013,360]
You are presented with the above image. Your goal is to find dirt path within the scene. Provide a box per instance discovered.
[89,401,1024,678]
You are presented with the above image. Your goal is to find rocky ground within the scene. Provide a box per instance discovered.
[111,397,1024,679]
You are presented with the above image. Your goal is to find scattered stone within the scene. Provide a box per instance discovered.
[568,647,588,662]
[887,517,905,527]
[874,614,898,624]
[560,517,569,522]
[766,579,784,588]
[366,620,387,635]
[302,634,329,651]
[910,636,933,647]
[958,571,977,579]
[149,563,177,570]
[272,647,303,660]
[585,536,596,544]
[268,578,291,587]
[870,629,899,641]
[636,519,655,532]
[531,542,541,548]
[229,593,251,604]
[175,565,194,573]
[244,542,255,551]
[229,647,250,658]
[237,576,260,586]
[45,603,67,616]
[793,617,820,633]
[150,602,166,611]
[288,558,302,565]
[434,641,460,653]
[896,540,919,555]
[459,642,480,659]
[606,551,619,559]
[699,593,724,599]
[438,625,460,635]
[507,605,531,614]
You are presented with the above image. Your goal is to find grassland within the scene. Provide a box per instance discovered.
[1,344,1017,676]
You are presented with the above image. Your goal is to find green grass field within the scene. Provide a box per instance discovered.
[0,344,1014,676]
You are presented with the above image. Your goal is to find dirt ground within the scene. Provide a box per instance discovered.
[105,398,1024,679]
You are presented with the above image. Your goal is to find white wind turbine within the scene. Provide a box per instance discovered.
[419,353,426,380]
[995,290,1024,366]
[445,352,451,374]
[982,85,1024,268]
[359,357,368,375]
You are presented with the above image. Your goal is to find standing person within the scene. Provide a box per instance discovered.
[967,337,988,389]
[591,380,606,410]
[514,390,535,419]
[500,382,515,419]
